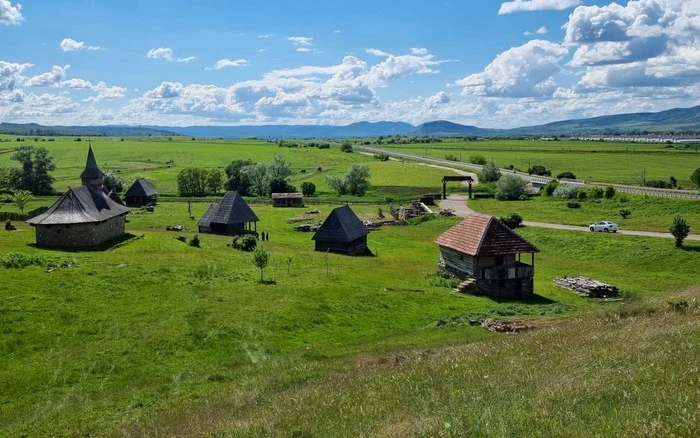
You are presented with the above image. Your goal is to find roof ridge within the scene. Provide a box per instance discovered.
[492,215,541,253]
[473,215,493,255]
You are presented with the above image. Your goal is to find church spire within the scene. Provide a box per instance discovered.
[80,143,104,187]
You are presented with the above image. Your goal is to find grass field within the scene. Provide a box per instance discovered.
[471,193,700,233]
[379,140,700,187]
[2,199,699,435]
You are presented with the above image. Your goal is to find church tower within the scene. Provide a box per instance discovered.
[80,145,105,187]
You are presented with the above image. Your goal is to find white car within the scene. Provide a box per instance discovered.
[589,221,619,233]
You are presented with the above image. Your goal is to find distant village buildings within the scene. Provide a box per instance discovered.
[198,191,259,235]
[435,213,539,298]
[27,146,129,248]
[271,192,304,208]
[312,205,369,255]
[124,178,157,206]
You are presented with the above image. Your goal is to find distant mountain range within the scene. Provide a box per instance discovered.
[1,105,698,139]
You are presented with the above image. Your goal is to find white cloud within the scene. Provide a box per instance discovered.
[0,60,32,90]
[258,34,274,38]
[536,26,547,34]
[146,47,174,62]
[60,38,103,52]
[0,0,23,25]
[209,58,250,70]
[25,65,70,87]
[366,48,391,57]
[177,56,197,63]
[288,36,313,46]
[333,30,341,34]
[296,47,311,53]
[88,81,126,101]
[410,48,429,56]
[457,40,568,97]
[498,0,580,15]
[60,78,93,89]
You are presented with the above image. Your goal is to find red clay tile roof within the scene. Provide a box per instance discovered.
[435,213,539,256]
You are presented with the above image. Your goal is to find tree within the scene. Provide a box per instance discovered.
[604,185,616,199]
[495,175,527,200]
[669,216,690,248]
[252,248,270,282]
[300,181,316,197]
[481,162,501,182]
[225,159,255,195]
[557,171,577,180]
[177,167,207,197]
[103,172,124,193]
[527,164,551,176]
[12,190,33,215]
[469,154,487,165]
[242,164,269,197]
[691,168,700,189]
[205,169,224,195]
[326,176,347,195]
[266,155,293,182]
[31,147,56,195]
[340,142,353,153]
[344,164,370,196]
[500,213,523,229]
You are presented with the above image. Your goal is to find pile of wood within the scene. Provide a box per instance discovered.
[481,319,534,333]
[555,276,619,298]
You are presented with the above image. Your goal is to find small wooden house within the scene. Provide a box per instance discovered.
[312,205,368,255]
[271,192,304,207]
[435,213,539,298]
[198,191,259,235]
[124,178,157,206]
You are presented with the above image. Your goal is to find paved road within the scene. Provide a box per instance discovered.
[439,194,700,241]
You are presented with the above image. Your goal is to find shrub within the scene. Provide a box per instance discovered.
[232,234,257,251]
[619,209,631,219]
[407,214,437,225]
[252,248,270,282]
[552,184,579,199]
[619,196,628,203]
[481,162,501,183]
[444,154,459,162]
[176,235,187,242]
[566,200,581,209]
[542,180,559,196]
[300,181,316,197]
[374,153,390,161]
[527,165,552,176]
[495,175,527,201]
[588,187,604,199]
[426,271,460,289]
[557,171,577,180]
[669,216,690,248]
[691,168,700,189]
[604,185,616,199]
[500,213,523,229]
[577,190,588,201]
[340,142,353,153]
[469,154,487,165]
[1,252,44,269]
[189,235,201,247]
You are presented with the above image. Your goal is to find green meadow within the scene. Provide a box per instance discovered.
[1,137,699,436]
[379,139,700,187]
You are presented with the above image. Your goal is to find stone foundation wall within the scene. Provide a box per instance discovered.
[34,215,126,248]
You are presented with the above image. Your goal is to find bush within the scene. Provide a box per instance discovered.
[189,235,201,247]
[557,171,577,180]
[495,175,527,201]
[588,187,604,199]
[567,200,581,209]
[577,190,588,201]
[527,165,552,176]
[481,162,501,183]
[469,154,487,165]
[619,209,631,219]
[340,142,353,153]
[444,154,459,162]
[604,185,616,199]
[500,213,523,229]
[1,252,44,269]
[426,271,460,289]
[552,184,579,199]
[300,181,316,197]
[542,180,559,196]
[407,214,437,225]
[374,153,390,161]
[669,216,690,248]
[232,234,257,251]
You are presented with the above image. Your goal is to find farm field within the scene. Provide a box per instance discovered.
[2,199,700,435]
[378,140,700,187]
[470,194,700,233]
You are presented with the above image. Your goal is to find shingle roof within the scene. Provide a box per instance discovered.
[435,213,539,256]
[80,145,104,180]
[312,205,368,243]
[198,191,259,227]
[271,192,303,199]
[125,178,157,198]
[27,185,129,225]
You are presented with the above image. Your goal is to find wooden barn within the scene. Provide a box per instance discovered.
[27,146,129,248]
[435,213,539,298]
[312,205,369,255]
[271,192,304,207]
[198,191,259,235]
[124,178,157,206]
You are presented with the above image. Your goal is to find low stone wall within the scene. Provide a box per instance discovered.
[34,215,126,248]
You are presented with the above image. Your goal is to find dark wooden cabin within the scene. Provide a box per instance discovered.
[124,178,157,206]
[198,191,259,235]
[435,213,539,298]
[271,192,304,207]
[312,205,369,255]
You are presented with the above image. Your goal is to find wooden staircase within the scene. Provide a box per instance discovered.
[453,277,477,293]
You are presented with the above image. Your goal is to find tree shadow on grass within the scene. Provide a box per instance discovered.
[486,293,558,305]
[27,233,141,252]
[257,279,277,285]
[680,244,700,253]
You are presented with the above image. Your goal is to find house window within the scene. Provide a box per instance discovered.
[459,254,463,261]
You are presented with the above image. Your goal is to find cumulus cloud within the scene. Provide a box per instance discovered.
[456,40,568,97]
[88,82,126,101]
[60,38,103,52]
[498,0,581,15]
[146,47,174,62]
[210,58,250,70]
[410,48,430,56]
[524,26,547,36]
[25,65,70,87]
[366,48,391,57]
[0,0,23,25]
[60,78,93,89]
[0,60,32,90]
[288,36,313,46]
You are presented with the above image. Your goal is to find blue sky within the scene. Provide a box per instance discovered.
[1,0,698,127]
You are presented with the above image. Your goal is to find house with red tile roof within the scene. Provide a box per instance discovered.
[435,213,539,298]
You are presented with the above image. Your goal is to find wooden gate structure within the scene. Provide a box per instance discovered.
[442,175,474,199]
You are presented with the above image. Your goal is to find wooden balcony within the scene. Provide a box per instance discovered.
[480,262,533,280]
